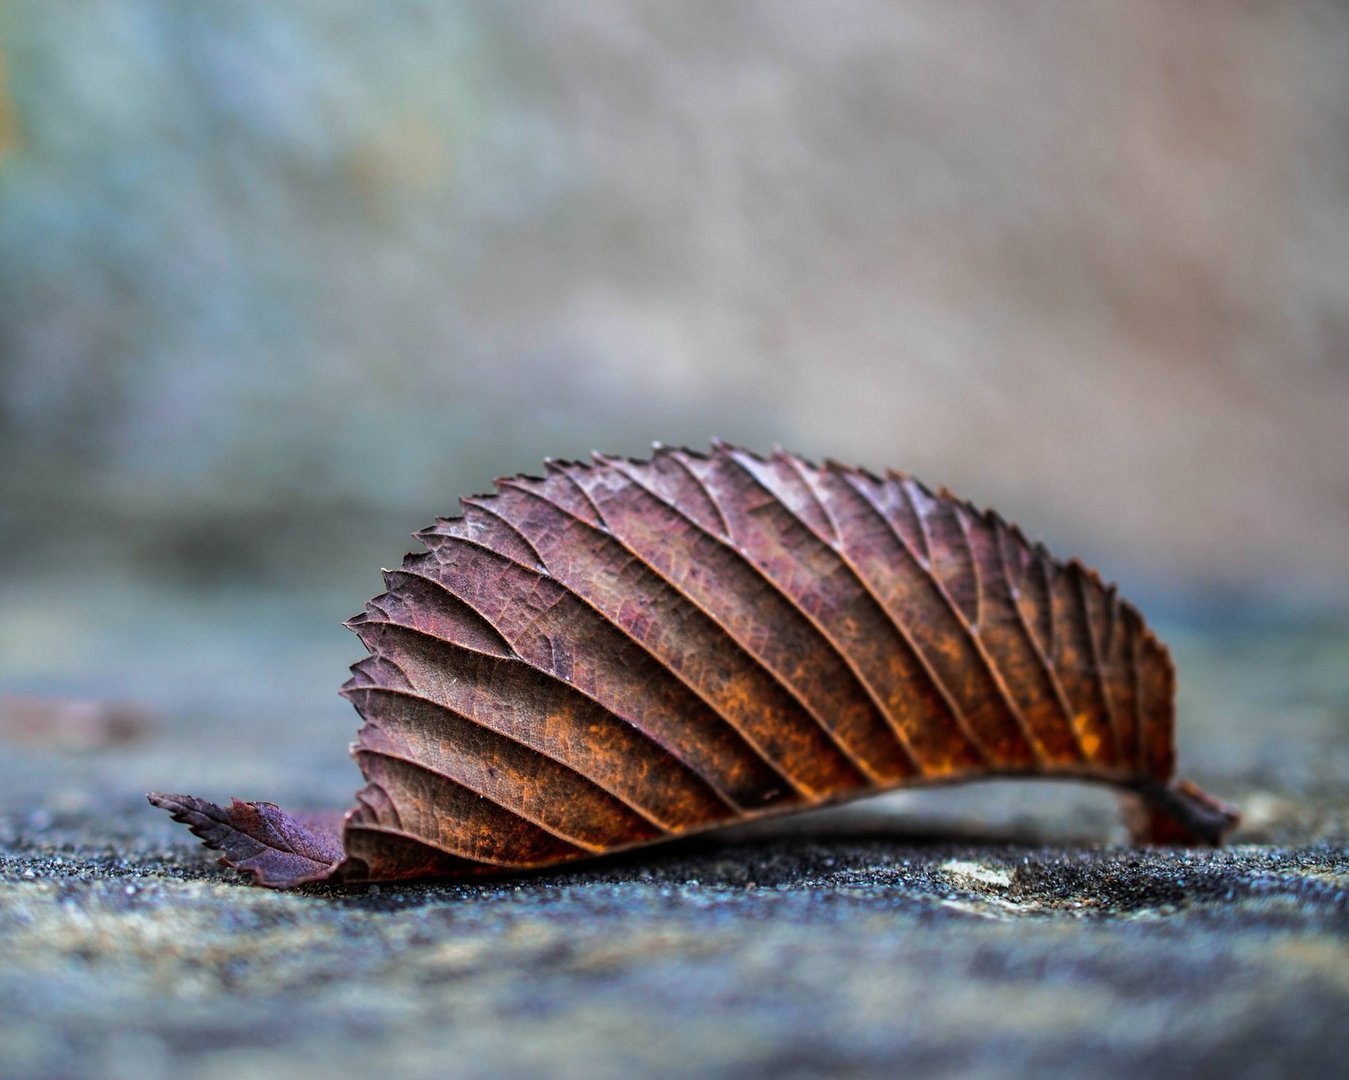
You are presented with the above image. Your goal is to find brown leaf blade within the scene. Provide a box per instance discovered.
[150,445,1239,888]
[146,793,343,887]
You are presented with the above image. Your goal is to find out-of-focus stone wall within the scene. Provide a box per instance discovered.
[2,1,1347,603]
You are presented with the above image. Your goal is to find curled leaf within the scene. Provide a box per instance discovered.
[151,445,1238,887]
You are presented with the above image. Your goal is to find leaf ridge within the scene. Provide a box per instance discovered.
[662,445,733,537]
[846,476,1000,764]
[601,451,912,780]
[505,471,878,789]
[345,685,680,836]
[416,528,814,802]
[353,742,612,852]
[896,478,1044,766]
[777,450,842,545]
[1073,562,1122,764]
[358,568,749,813]
[458,497,550,572]
[1122,605,1146,771]
[700,447,924,772]
[990,514,1088,763]
[824,465,992,769]
[350,750,592,867]
[347,627,729,829]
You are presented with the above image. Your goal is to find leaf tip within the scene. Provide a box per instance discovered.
[147,790,206,817]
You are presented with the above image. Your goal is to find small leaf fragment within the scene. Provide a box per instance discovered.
[147,793,343,887]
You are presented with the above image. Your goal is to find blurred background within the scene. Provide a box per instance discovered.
[0,2,1345,812]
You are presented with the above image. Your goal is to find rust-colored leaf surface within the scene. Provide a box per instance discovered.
[150,444,1238,887]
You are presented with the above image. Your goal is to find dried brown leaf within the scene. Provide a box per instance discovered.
[150,445,1238,888]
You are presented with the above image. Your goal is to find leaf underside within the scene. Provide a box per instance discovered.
[150,444,1238,888]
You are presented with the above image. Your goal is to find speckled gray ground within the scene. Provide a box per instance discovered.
[2,607,1346,1080]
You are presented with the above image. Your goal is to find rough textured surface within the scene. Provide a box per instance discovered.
[1,612,1344,1078]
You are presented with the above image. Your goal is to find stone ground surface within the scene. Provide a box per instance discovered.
[1,607,1346,1079]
